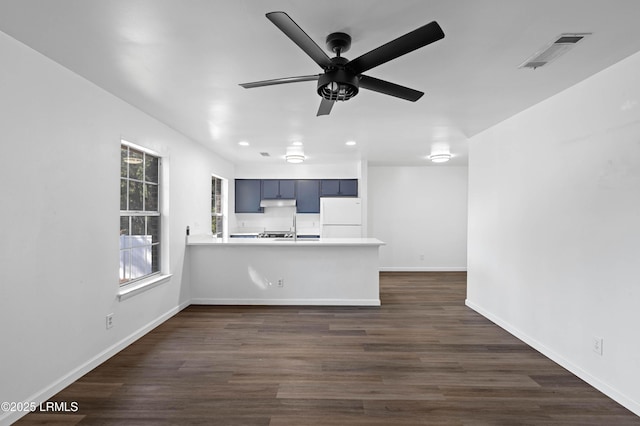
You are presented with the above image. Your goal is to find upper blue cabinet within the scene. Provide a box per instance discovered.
[262,179,296,199]
[235,179,263,213]
[320,179,358,197]
[295,180,320,213]
[235,178,358,213]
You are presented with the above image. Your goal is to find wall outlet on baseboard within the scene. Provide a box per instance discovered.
[277,278,284,287]
[106,313,114,329]
[592,336,603,356]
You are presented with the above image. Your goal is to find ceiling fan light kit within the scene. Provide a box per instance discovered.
[317,68,359,101]
[240,11,444,116]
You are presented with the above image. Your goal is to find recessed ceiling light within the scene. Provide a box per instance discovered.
[238,141,249,146]
[345,140,357,146]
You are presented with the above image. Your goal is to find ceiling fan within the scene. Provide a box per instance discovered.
[239,11,445,116]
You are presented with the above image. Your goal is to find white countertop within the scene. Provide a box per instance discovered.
[187,235,385,247]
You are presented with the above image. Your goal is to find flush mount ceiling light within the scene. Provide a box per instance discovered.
[238,141,250,146]
[519,33,591,69]
[428,153,451,163]
[345,140,357,146]
[285,146,305,163]
[285,154,305,163]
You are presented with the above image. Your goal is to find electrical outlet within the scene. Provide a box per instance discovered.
[593,336,603,356]
[419,254,425,261]
[277,278,284,287]
[106,313,114,329]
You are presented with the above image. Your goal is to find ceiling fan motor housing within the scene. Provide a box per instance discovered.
[326,32,351,54]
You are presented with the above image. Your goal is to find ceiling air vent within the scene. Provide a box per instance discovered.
[259,152,270,157]
[519,33,591,69]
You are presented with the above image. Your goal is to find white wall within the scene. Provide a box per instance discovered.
[235,162,360,180]
[368,166,468,270]
[0,31,233,424]
[467,50,640,415]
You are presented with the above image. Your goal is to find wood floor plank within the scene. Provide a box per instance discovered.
[14,272,640,425]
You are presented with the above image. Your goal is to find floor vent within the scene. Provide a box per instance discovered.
[519,33,591,69]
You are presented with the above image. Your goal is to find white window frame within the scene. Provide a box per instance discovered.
[211,174,227,237]
[119,140,170,300]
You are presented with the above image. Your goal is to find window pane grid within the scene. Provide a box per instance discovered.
[120,144,161,286]
[212,176,224,237]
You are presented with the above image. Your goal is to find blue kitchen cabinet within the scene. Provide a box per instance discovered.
[338,179,358,196]
[236,178,357,214]
[279,180,296,198]
[320,179,358,197]
[235,179,263,213]
[295,179,320,213]
[261,180,279,199]
[262,179,296,199]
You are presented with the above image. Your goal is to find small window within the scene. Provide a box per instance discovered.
[212,175,225,237]
[120,143,161,285]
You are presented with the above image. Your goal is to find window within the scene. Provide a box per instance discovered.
[212,175,224,237]
[120,143,161,285]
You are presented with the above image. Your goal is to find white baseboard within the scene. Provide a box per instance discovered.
[465,299,640,417]
[190,298,381,306]
[1,301,190,426]
[380,266,467,272]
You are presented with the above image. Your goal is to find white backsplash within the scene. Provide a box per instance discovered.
[234,207,320,235]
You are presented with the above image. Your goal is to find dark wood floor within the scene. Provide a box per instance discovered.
[18,272,639,425]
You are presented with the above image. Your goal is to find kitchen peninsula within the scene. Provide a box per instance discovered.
[187,235,385,306]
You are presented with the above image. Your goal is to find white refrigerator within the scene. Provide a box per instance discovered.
[320,198,362,238]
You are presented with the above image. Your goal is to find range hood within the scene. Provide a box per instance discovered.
[259,199,296,208]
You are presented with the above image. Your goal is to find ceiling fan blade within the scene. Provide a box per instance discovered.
[239,74,320,89]
[266,11,332,69]
[359,75,424,101]
[347,21,444,75]
[317,98,334,116]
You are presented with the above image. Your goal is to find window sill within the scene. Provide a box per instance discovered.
[118,274,172,301]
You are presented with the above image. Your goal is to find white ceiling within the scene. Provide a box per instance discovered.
[1,0,640,166]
